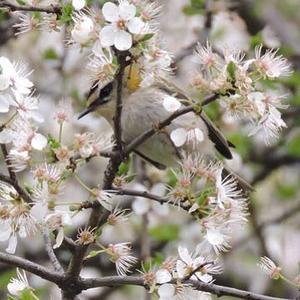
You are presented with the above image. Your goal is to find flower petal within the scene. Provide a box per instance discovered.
[100,25,117,47]
[194,128,204,142]
[163,95,181,112]
[114,30,132,51]
[31,133,47,151]
[72,0,86,10]
[0,97,10,113]
[127,17,145,34]
[158,284,175,297]
[6,234,17,254]
[102,2,119,22]
[170,128,187,147]
[119,1,136,20]
[53,227,64,249]
[178,246,192,264]
[155,269,172,284]
[0,74,10,91]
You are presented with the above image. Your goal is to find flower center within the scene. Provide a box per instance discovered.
[117,20,126,30]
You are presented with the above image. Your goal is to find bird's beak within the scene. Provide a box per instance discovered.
[78,106,95,120]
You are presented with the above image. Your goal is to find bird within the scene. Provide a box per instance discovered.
[78,64,252,191]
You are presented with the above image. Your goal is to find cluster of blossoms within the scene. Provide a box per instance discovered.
[70,0,172,91]
[142,244,221,299]
[166,154,248,254]
[0,56,115,253]
[190,43,292,144]
[0,57,46,172]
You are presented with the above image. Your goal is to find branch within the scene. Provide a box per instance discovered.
[113,56,126,153]
[43,230,64,274]
[64,54,129,294]
[0,0,61,14]
[0,251,63,284]
[79,275,290,300]
[251,154,300,185]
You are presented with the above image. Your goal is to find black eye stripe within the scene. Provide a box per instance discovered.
[99,82,113,99]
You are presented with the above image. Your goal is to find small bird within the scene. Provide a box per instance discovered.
[78,65,252,190]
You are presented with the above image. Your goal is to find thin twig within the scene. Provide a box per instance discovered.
[43,230,64,274]
[0,1,61,14]
[79,275,290,300]
[182,261,214,282]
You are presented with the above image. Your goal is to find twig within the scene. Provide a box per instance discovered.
[79,275,290,300]
[0,0,61,14]
[0,251,63,284]
[43,230,64,274]
[182,261,214,282]
[113,55,126,153]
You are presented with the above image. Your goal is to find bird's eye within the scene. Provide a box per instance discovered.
[99,82,113,100]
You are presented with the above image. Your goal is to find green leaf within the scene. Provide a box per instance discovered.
[287,133,300,157]
[117,161,130,176]
[58,3,73,25]
[138,33,154,43]
[149,224,179,242]
[43,48,58,60]
[227,61,236,83]
[47,134,61,150]
[195,187,213,206]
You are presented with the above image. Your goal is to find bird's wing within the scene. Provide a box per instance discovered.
[156,79,233,159]
[200,112,232,159]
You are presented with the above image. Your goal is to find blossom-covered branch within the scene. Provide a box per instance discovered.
[79,275,289,300]
[0,1,61,14]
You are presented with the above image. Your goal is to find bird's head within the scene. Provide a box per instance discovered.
[78,63,142,121]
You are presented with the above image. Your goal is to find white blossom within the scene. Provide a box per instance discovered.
[170,127,204,148]
[0,56,33,95]
[7,269,30,296]
[258,256,281,279]
[163,95,181,112]
[71,13,95,45]
[100,1,146,50]
[254,45,292,78]
[107,242,138,276]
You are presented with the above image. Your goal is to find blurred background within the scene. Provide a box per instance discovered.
[1,0,300,299]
